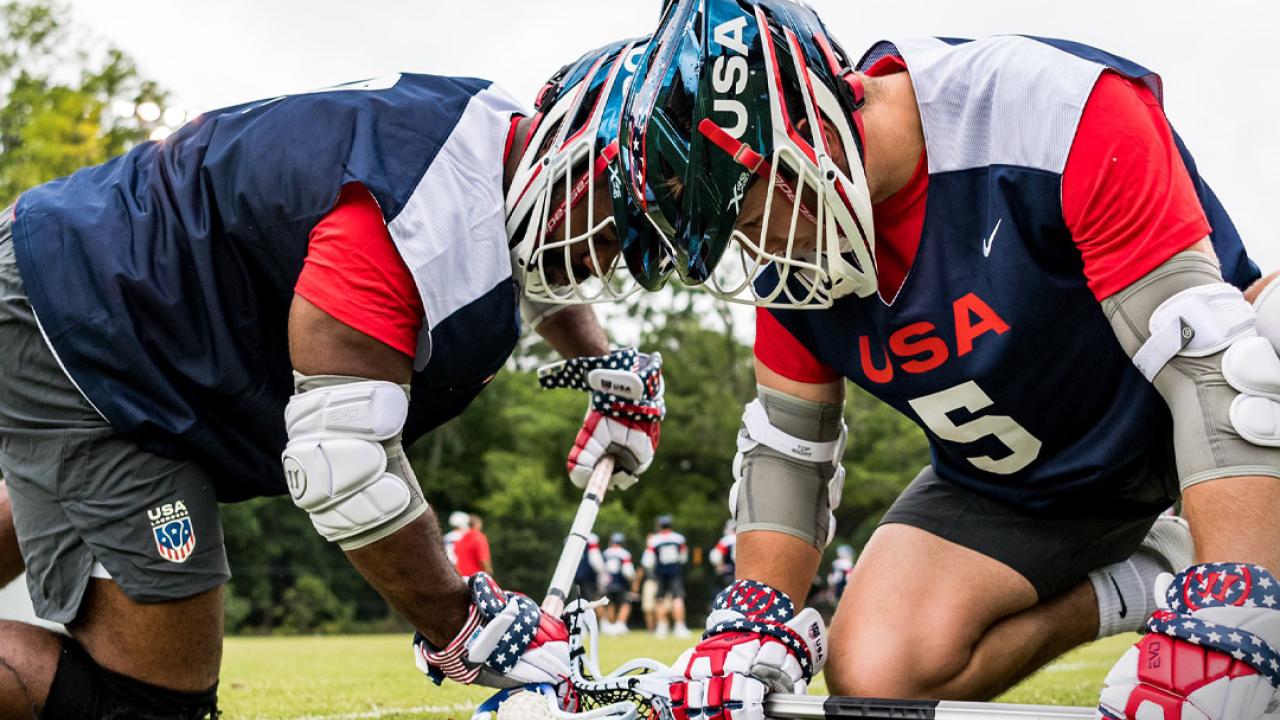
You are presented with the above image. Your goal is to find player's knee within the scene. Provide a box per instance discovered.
[39,637,218,719]
[828,615,972,698]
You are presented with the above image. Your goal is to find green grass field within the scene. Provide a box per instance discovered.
[220,632,1132,718]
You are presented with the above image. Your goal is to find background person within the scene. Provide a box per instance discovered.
[708,519,737,593]
[640,515,689,639]
[601,533,636,635]
[453,515,494,578]
[442,511,470,569]
[828,545,855,602]
[572,531,607,616]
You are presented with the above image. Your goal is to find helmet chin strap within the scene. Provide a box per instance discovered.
[812,32,868,158]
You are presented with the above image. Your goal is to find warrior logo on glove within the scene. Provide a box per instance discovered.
[539,348,665,491]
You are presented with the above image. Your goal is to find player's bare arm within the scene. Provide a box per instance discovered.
[287,295,471,646]
[1094,236,1280,718]
[531,303,610,359]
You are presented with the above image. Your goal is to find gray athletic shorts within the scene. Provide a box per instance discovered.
[880,466,1162,600]
[0,208,229,623]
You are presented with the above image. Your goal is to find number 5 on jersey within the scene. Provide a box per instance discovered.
[908,380,1042,474]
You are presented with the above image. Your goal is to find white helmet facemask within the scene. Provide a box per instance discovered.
[505,44,648,305]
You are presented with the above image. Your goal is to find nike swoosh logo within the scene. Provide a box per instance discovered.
[981,218,1002,257]
[1108,574,1128,618]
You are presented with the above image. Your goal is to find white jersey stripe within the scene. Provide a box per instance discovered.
[387,84,528,371]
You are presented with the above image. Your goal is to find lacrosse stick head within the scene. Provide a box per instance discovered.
[474,684,640,720]
[560,599,677,720]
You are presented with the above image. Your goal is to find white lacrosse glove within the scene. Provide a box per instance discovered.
[538,348,665,491]
[414,573,572,692]
[669,580,827,720]
[1098,563,1280,719]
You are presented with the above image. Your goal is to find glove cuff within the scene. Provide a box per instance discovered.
[416,601,483,685]
[1149,563,1280,686]
[416,573,543,685]
[704,580,817,680]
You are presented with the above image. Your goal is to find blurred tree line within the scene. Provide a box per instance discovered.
[1,0,930,635]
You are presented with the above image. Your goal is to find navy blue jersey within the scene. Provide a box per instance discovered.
[603,546,634,588]
[12,74,526,501]
[762,37,1260,515]
[643,530,688,579]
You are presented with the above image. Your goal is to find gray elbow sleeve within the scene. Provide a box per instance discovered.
[1103,251,1280,490]
[730,386,847,549]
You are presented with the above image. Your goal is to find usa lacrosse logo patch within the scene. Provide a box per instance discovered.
[148,500,196,563]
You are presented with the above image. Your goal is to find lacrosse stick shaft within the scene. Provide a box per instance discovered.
[543,455,616,616]
[763,694,1093,719]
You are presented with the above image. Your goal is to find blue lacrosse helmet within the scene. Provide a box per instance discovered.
[619,0,877,307]
[506,37,675,303]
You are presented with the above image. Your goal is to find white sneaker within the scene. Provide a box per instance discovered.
[673,624,691,639]
[655,622,669,639]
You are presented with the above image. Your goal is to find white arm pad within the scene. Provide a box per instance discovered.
[282,380,421,545]
[1133,282,1256,381]
[1131,282,1280,448]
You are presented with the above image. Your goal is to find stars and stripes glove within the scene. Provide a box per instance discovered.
[413,573,572,692]
[1098,563,1280,720]
[669,580,827,720]
[538,348,665,491]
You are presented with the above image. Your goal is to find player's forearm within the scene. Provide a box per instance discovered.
[736,530,822,605]
[345,513,471,647]
[1184,475,1280,573]
[534,303,609,358]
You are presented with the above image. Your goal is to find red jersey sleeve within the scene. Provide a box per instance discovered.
[754,308,840,384]
[1062,71,1211,301]
[294,183,425,357]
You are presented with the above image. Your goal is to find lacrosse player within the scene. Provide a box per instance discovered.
[602,532,637,635]
[618,1,1280,718]
[442,511,471,568]
[642,515,691,639]
[709,519,738,592]
[827,545,854,602]
[0,36,667,719]
[573,531,609,607]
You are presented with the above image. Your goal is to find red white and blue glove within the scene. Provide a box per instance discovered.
[538,348,665,491]
[669,580,827,720]
[413,573,571,692]
[1099,563,1280,720]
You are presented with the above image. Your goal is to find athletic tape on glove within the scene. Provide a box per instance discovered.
[415,573,572,690]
